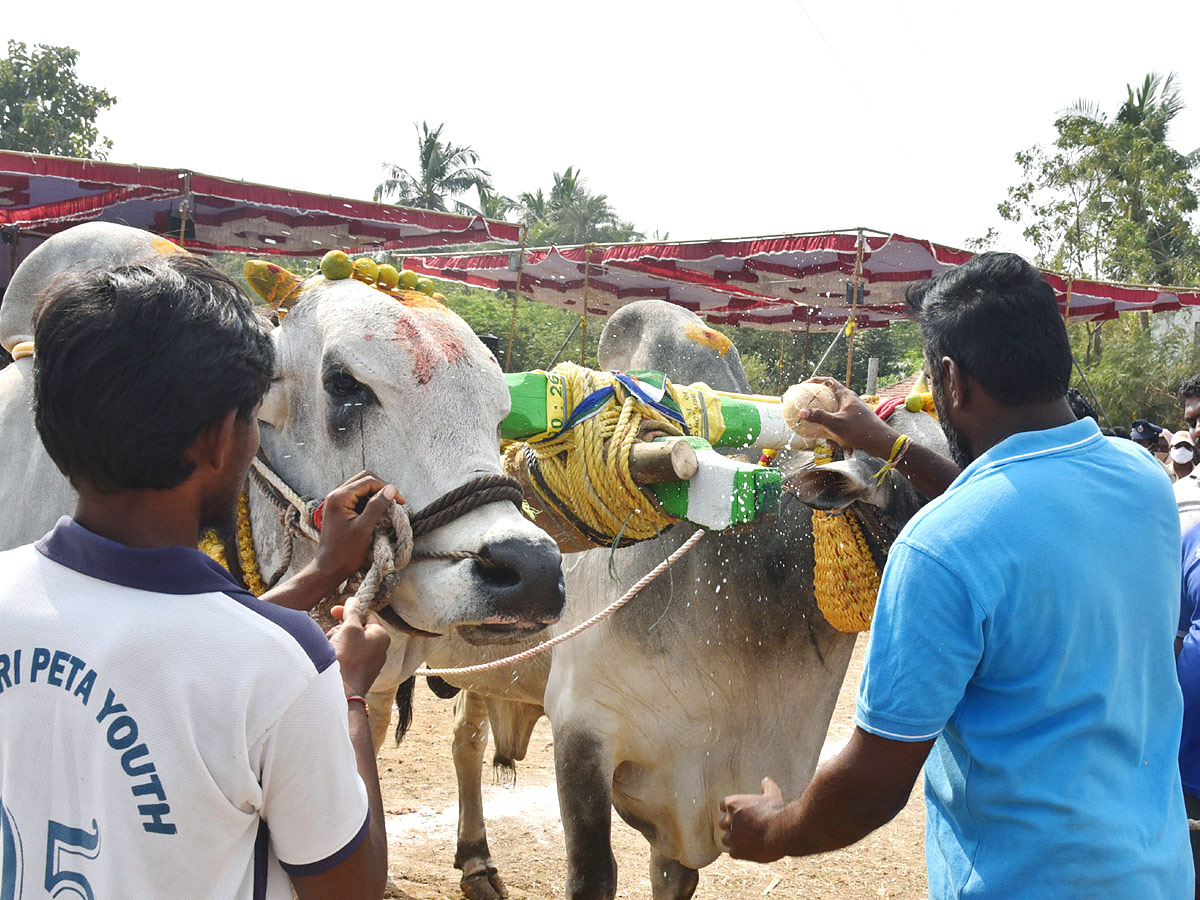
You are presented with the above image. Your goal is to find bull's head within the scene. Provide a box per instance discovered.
[244,261,566,645]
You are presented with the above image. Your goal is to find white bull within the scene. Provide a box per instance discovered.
[412,299,947,900]
[0,224,566,737]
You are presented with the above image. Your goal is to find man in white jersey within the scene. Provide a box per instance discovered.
[0,256,396,899]
[1176,375,1200,531]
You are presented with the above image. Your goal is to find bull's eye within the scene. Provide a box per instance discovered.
[322,364,379,445]
[325,369,367,399]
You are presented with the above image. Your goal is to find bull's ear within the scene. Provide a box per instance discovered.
[258,377,289,429]
[258,330,289,429]
[243,260,304,313]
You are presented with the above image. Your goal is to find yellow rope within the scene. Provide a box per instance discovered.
[199,491,267,596]
[516,362,681,543]
[810,440,881,633]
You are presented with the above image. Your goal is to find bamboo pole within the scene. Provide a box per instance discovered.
[844,229,864,384]
[776,332,788,394]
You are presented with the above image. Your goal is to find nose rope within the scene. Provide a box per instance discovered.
[245,456,525,610]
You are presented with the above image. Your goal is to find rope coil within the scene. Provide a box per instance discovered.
[515,362,682,546]
[205,459,524,615]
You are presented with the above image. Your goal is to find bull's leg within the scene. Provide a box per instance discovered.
[453,691,508,900]
[365,685,395,754]
[649,849,699,900]
[555,727,618,900]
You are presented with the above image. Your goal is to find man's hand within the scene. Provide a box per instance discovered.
[313,472,403,586]
[794,377,899,458]
[261,472,403,611]
[327,597,391,698]
[719,777,788,863]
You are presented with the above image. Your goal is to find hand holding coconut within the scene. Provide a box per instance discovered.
[783,377,899,458]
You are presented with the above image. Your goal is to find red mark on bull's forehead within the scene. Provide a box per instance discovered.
[392,308,470,385]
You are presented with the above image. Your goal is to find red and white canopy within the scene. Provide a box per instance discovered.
[405,230,1200,332]
[0,150,519,290]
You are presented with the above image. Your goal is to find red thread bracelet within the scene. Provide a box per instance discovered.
[346,695,369,716]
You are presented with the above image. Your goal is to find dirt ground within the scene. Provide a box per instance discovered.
[378,638,928,900]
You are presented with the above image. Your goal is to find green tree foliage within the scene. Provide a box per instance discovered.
[435,287,601,372]
[457,183,518,222]
[0,41,115,158]
[715,322,924,395]
[1066,315,1196,430]
[374,122,492,212]
[519,167,644,245]
[999,72,1200,285]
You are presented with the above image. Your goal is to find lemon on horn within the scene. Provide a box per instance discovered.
[416,277,436,295]
[398,269,420,289]
[320,250,353,280]
[377,264,401,290]
[352,258,380,284]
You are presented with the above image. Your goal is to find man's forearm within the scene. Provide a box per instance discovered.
[890,441,959,500]
[261,563,343,611]
[348,705,388,893]
[768,754,911,857]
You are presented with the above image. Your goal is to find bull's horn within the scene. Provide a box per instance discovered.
[243,260,304,312]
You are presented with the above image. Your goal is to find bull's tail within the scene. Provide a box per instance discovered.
[426,675,461,699]
[394,676,415,745]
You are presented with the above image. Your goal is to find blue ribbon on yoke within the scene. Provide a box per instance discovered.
[557,373,689,437]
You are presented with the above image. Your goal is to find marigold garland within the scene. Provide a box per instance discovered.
[811,440,881,633]
[199,492,267,596]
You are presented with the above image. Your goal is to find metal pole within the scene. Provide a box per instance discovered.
[548,317,583,368]
[504,226,526,373]
[178,173,192,244]
[581,244,593,365]
[810,326,844,378]
[1071,352,1112,429]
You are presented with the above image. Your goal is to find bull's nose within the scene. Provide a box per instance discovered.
[476,536,565,621]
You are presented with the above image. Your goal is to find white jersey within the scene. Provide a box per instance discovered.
[0,517,369,900]
[1177,471,1200,533]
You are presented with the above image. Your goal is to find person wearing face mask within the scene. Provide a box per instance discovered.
[1169,432,1197,482]
[1176,379,1200,532]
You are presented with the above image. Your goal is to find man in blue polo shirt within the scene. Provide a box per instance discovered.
[1177,518,1200,895]
[720,252,1191,898]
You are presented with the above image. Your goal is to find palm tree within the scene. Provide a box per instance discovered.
[456,183,517,221]
[374,122,492,212]
[1115,73,1186,142]
[519,167,643,245]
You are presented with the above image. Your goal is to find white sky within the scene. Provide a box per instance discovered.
[4,0,1200,256]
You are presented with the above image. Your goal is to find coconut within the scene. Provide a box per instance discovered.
[782,382,838,439]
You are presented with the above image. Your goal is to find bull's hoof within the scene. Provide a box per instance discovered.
[461,870,509,900]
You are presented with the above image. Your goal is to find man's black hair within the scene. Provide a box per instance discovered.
[906,252,1071,406]
[33,255,275,492]
[1179,374,1200,402]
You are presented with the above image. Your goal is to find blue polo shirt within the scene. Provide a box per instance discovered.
[856,418,1190,899]
[1176,519,1200,796]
